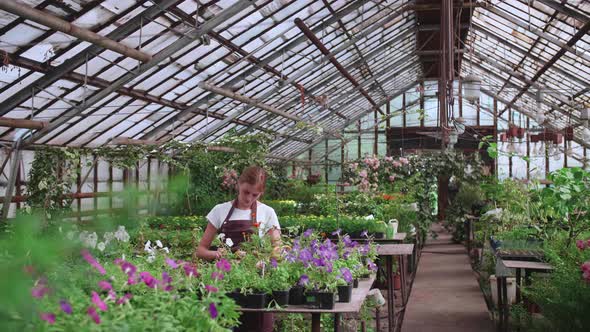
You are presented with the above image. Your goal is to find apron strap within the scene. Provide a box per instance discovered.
[221,199,258,227]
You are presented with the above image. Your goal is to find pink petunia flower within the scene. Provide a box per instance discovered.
[183,263,198,278]
[116,293,133,305]
[40,312,55,324]
[127,276,137,285]
[139,271,158,289]
[205,285,218,293]
[81,250,106,275]
[120,261,137,277]
[211,271,224,280]
[31,283,49,299]
[576,240,586,250]
[91,291,108,311]
[165,258,179,269]
[87,306,100,324]
[98,280,112,291]
[216,258,231,272]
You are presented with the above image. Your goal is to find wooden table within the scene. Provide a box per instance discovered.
[352,233,407,243]
[376,244,414,332]
[239,276,375,332]
[496,259,552,332]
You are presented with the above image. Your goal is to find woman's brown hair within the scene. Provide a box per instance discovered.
[238,166,267,192]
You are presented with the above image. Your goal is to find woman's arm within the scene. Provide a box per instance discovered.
[267,227,282,257]
[196,223,224,261]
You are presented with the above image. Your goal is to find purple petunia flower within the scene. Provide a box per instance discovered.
[303,228,314,238]
[216,258,231,272]
[205,284,218,293]
[331,229,341,236]
[183,262,198,278]
[60,299,72,314]
[367,259,378,272]
[161,272,173,291]
[298,274,310,286]
[209,303,218,319]
[339,268,353,284]
[116,293,133,305]
[270,258,278,268]
[81,250,106,275]
[298,249,313,265]
[361,230,368,238]
[98,281,112,291]
[140,271,158,289]
[87,306,100,324]
[40,312,55,324]
[91,291,108,311]
[165,258,179,269]
[359,243,370,255]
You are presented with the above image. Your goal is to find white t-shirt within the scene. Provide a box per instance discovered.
[206,201,280,237]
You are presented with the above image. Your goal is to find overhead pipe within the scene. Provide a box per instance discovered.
[0,117,48,129]
[0,0,152,62]
[198,82,343,139]
[294,18,383,115]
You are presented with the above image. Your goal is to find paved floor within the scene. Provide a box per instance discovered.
[401,223,494,332]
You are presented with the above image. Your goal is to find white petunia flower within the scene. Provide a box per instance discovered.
[225,238,234,247]
[217,233,226,241]
[162,247,169,254]
[364,214,375,220]
[147,255,155,263]
[144,240,153,253]
[156,240,163,248]
[97,242,106,252]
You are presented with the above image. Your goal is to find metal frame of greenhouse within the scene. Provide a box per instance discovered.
[1,0,590,217]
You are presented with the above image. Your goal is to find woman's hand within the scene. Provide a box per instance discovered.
[215,247,227,259]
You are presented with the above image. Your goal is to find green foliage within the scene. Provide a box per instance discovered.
[25,147,81,219]
[262,200,298,216]
[524,238,590,332]
[535,167,590,247]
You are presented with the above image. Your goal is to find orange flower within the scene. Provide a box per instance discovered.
[253,222,260,228]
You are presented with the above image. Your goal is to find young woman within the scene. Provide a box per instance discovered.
[196,166,280,332]
[196,165,281,258]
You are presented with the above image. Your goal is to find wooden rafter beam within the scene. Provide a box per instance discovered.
[294,18,384,116]
[0,0,152,62]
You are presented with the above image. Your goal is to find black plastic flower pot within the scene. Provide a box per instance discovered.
[337,284,353,303]
[227,291,246,307]
[305,290,319,308]
[353,278,359,288]
[318,291,335,309]
[372,232,385,239]
[289,285,305,305]
[245,293,267,309]
[272,290,289,307]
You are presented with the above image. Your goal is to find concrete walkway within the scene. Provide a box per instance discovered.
[401,223,494,332]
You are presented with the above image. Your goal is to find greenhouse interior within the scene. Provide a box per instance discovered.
[1,0,590,331]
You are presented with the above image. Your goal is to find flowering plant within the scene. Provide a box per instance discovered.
[344,155,411,193]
